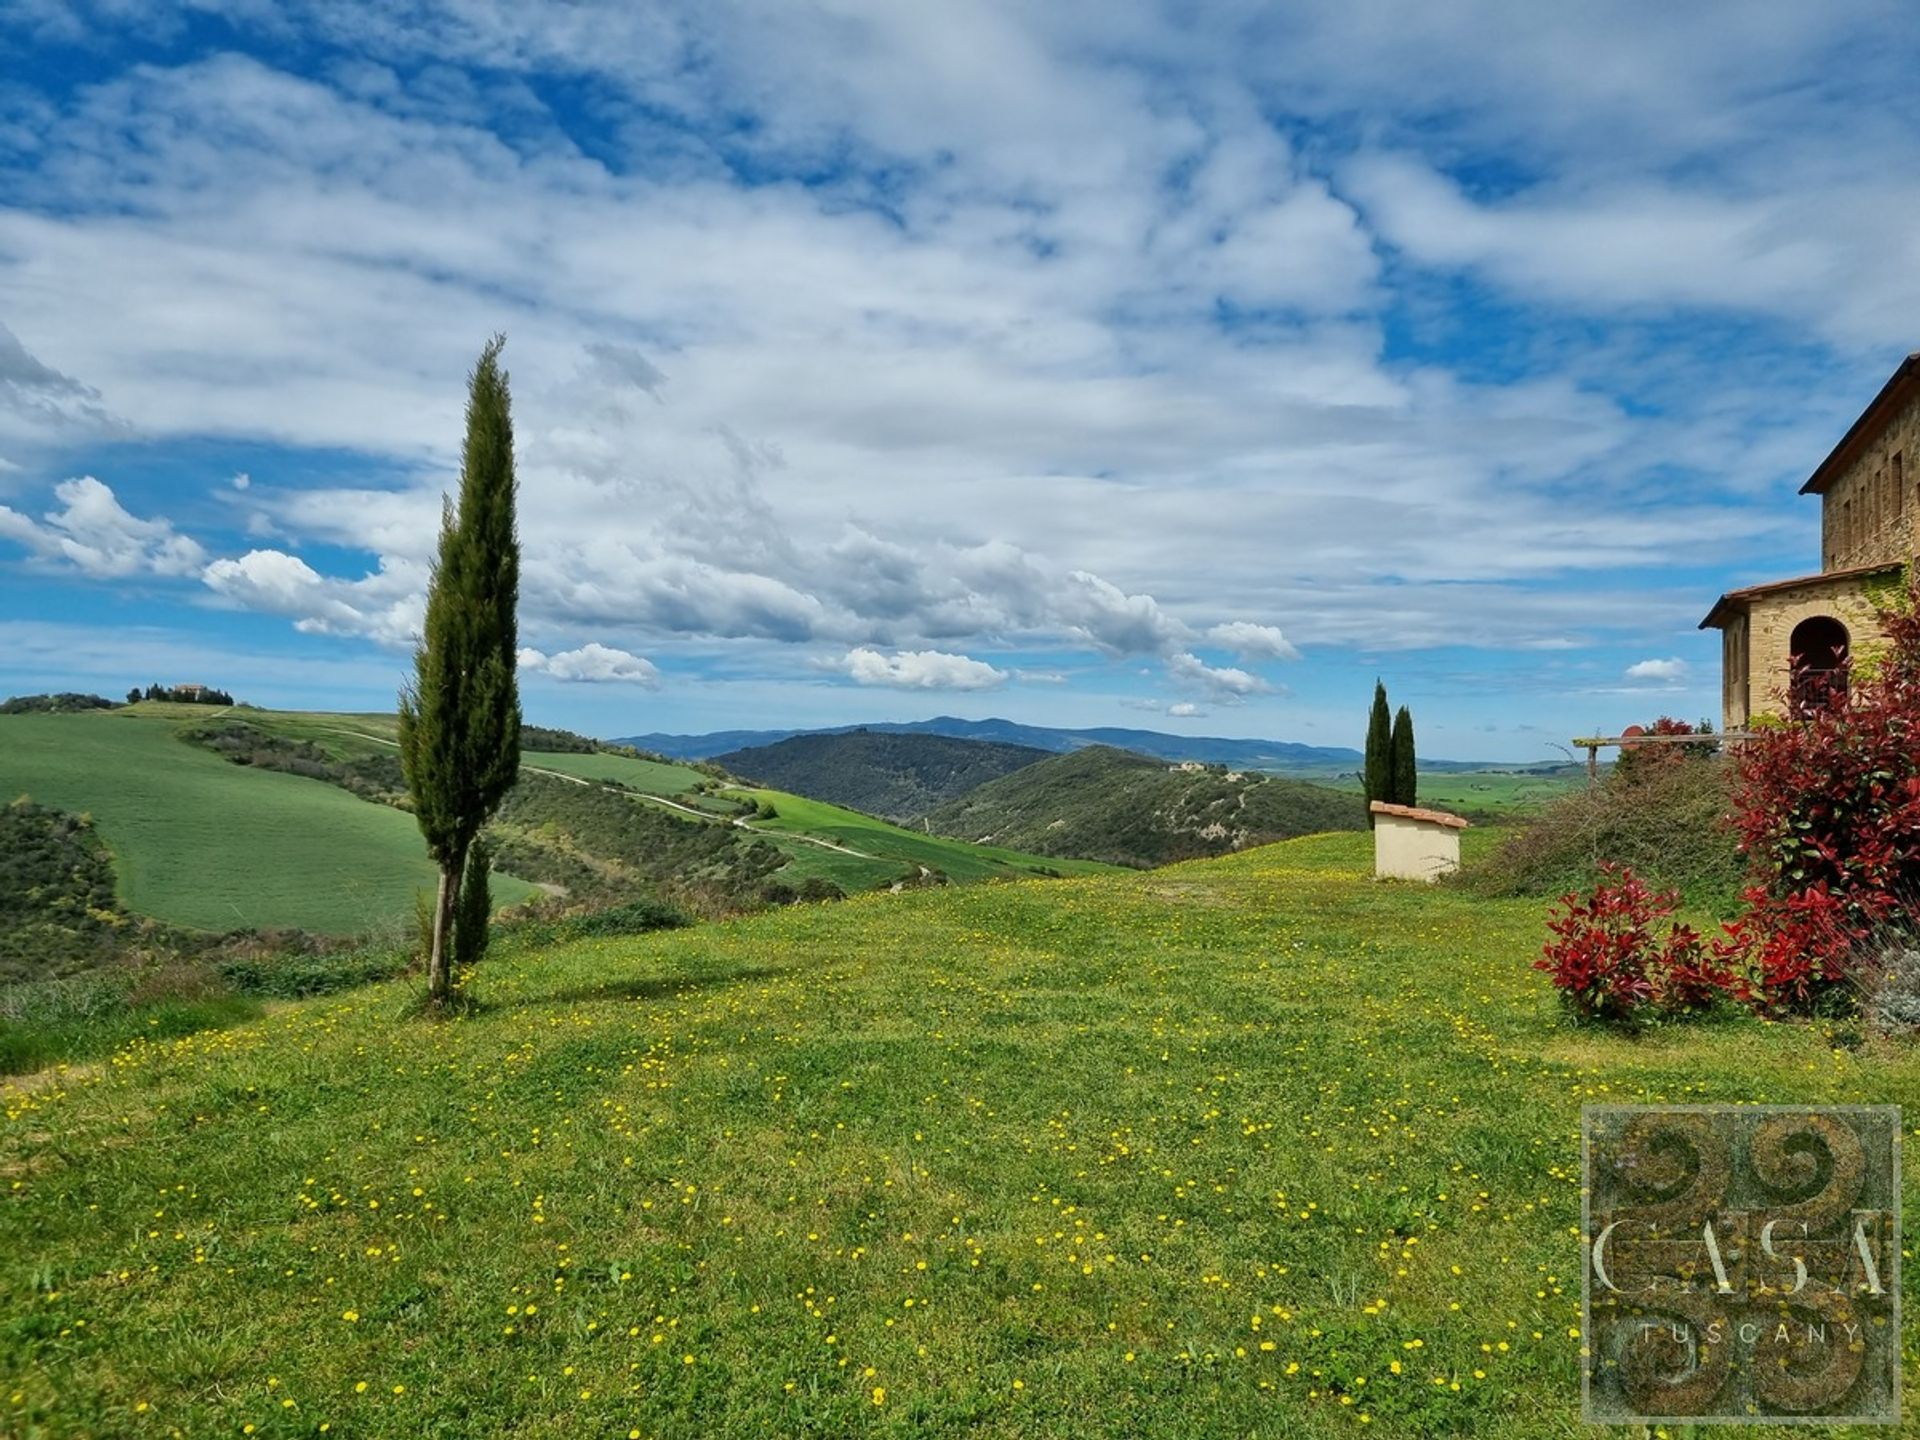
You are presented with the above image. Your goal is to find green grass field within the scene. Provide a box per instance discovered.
[519,750,711,796]
[728,787,1120,883]
[1328,771,1582,817]
[0,711,533,934]
[7,832,1911,1438]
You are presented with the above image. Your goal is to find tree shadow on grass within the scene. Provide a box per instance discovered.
[497,963,791,1011]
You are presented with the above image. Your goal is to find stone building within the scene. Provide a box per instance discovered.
[1700,353,1919,731]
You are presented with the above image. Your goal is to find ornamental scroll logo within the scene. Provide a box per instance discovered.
[1582,1105,1900,1424]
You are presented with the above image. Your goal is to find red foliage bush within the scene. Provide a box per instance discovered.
[1719,581,1920,1010]
[1536,864,1725,1022]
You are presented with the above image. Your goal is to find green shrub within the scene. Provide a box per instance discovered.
[1459,758,1741,912]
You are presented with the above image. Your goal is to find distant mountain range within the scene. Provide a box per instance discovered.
[620,715,1504,774]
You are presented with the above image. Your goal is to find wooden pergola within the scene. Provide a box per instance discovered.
[1570,730,1754,782]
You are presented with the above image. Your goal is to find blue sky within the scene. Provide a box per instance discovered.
[2,2,1916,760]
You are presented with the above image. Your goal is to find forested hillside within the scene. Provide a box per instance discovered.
[713,729,1049,820]
[924,744,1366,867]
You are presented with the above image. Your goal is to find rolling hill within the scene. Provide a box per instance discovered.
[0,708,537,934]
[622,714,1534,774]
[712,729,1050,821]
[922,743,1366,867]
[0,703,1117,944]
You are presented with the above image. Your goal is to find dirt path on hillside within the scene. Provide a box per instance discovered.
[318,727,888,862]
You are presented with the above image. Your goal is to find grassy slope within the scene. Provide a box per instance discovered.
[7,831,1912,1438]
[518,750,710,796]
[0,711,532,934]
[730,786,1119,883]
[927,745,1365,867]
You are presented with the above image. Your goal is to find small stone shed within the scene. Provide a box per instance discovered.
[1369,801,1468,882]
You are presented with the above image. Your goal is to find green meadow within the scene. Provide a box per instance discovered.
[726,786,1120,883]
[1327,771,1583,817]
[0,710,534,934]
[5,832,1910,1438]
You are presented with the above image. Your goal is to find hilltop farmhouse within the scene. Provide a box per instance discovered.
[1701,353,1919,730]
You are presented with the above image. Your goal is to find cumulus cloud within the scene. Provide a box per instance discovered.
[838,647,1008,691]
[1207,620,1300,661]
[1625,657,1689,682]
[0,476,204,578]
[1057,571,1191,656]
[519,642,661,685]
[1166,650,1269,701]
[1166,701,1208,718]
[202,547,423,645]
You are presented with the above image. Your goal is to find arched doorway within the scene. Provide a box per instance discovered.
[1788,615,1850,713]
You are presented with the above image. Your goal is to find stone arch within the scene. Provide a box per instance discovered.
[1788,614,1850,713]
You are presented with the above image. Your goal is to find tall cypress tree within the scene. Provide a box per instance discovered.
[1391,704,1417,807]
[1363,680,1392,825]
[399,336,521,1006]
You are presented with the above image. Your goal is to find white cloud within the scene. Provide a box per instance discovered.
[202,546,424,645]
[0,475,205,578]
[2,2,1910,711]
[230,471,251,490]
[1625,657,1689,682]
[1166,650,1269,700]
[519,642,662,685]
[838,647,1008,691]
[1207,620,1300,661]
[1167,701,1207,718]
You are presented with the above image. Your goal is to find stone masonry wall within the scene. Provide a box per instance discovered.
[1821,388,1920,571]
[1741,577,1890,722]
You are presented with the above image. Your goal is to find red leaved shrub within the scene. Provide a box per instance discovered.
[1718,581,1920,1011]
[1536,865,1727,1022]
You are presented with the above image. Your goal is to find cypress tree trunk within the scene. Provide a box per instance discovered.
[1363,681,1392,827]
[428,848,462,1005]
[1391,705,1417,807]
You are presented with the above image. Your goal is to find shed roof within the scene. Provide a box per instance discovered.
[1369,800,1469,829]
[1697,560,1903,630]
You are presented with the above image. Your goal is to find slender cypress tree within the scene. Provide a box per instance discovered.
[1390,704,1417,807]
[1363,680,1392,825]
[399,336,521,1006]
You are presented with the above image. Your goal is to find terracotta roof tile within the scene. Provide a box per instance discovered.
[1368,800,1469,829]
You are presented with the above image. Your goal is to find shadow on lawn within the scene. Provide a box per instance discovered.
[506,963,790,1010]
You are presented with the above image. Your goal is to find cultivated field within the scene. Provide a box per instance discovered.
[0,710,534,934]
[4,832,1908,1438]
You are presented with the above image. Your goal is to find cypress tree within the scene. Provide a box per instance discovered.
[1391,704,1417,807]
[399,336,521,1006]
[452,836,493,975]
[1363,680,1392,825]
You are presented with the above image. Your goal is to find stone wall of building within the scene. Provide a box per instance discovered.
[1741,576,1890,722]
[1821,389,1920,571]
